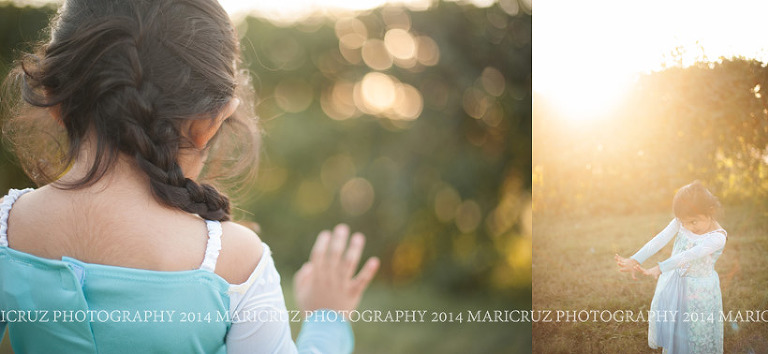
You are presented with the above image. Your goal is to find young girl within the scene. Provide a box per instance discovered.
[0,0,379,352]
[615,181,726,354]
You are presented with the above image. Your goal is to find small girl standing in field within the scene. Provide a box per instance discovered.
[0,0,378,352]
[615,181,727,353]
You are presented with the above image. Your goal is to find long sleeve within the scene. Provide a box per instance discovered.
[658,232,726,273]
[630,218,680,264]
[225,243,353,354]
[297,310,353,354]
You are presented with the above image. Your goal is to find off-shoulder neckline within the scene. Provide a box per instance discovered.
[0,241,273,289]
[1,187,272,289]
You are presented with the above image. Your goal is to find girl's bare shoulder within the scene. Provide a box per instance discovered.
[215,221,265,285]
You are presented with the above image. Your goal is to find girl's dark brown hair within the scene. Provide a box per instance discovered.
[673,180,722,219]
[1,0,259,221]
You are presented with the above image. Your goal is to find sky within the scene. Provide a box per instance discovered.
[534,0,768,122]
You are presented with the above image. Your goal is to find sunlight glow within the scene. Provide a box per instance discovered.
[384,29,417,60]
[535,0,768,122]
[16,0,521,24]
[220,0,520,22]
[335,18,368,49]
[360,72,397,112]
[220,0,436,23]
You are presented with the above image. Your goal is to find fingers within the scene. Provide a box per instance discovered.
[310,230,332,268]
[617,264,639,279]
[298,262,312,278]
[342,232,365,279]
[309,224,378,290]
[327,224,350,269]
[294,262,312,285]
[310,224,360,275]
[633,264,650,277]
[614,254,631,268]
[351,257,380,295]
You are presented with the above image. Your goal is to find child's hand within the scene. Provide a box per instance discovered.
[634,264,661,279]
[293,224,380,318]
[614,254,640,280]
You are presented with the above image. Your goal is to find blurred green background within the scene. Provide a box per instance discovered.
[0,0,531,352]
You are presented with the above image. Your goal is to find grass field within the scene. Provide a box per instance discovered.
[532,206,768,353]
[1,281,529,353]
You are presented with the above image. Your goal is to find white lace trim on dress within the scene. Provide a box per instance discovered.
[199,220,223,272]
[0,188,35,247]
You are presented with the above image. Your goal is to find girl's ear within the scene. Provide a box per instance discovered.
[188,98,240,149]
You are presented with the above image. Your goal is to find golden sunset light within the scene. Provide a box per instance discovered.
[1,1,532,352]
[535,0,768,122]
[535,1,768,351]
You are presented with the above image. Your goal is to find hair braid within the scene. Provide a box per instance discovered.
[133,119,231,221]
[118,44,232,221]
[6,0,255,222]
[86,3,233,221]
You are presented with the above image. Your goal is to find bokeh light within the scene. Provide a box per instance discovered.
[415,35,440,66]
[434,184,462,222]
[0,3,533,328]
[321,80,359,120]
[384,29,416,61]
[335,17,368,49]
[361,39,393,70]
[481,66,506,97]
[340,177,375,215]
[391,83,423,120]
[462,87,490,119]
[359,72,397,112]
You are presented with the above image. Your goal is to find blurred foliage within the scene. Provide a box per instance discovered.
[534,57,768,217]
[0,1,531,297]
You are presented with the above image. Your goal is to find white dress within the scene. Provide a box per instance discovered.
[631,218,726,354]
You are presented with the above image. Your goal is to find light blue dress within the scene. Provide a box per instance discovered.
[0,188,353,353]
[631,218,726,354]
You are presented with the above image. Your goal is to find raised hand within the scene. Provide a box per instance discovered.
[293,224,380,317]
[614,254,640,280]
[634,264,661,279]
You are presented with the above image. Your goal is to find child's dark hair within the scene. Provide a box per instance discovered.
[673,180,722,219]
[2,0,259,221]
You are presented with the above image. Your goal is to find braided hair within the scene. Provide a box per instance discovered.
[4,0,259,221]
